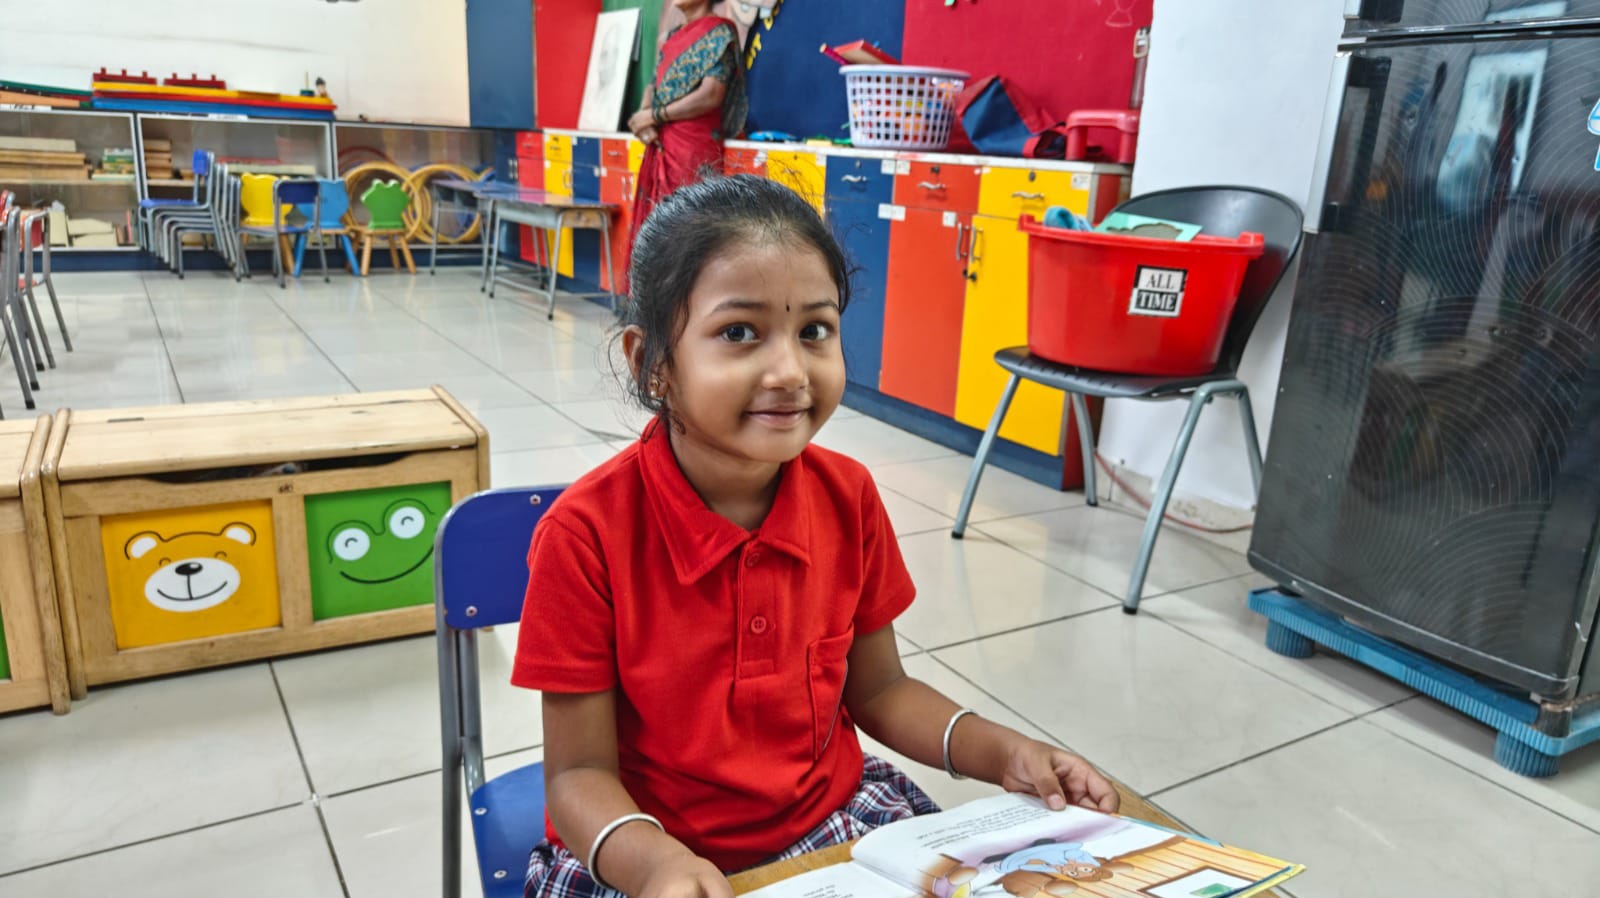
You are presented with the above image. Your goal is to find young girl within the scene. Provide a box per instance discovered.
[511,175,1118,898]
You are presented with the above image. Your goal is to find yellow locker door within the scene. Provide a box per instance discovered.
[952,213,1065,454]
[543,159,576,277]
[765,149,826,214]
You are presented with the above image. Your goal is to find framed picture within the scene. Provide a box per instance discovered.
[578,8,642,132]
[1146,867,1254,898]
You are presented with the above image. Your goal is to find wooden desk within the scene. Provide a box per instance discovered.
[728,779,1285,896]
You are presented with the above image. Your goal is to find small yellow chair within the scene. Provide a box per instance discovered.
[239,174,296,265]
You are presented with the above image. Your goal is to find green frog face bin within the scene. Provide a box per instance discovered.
[304,482,452,619]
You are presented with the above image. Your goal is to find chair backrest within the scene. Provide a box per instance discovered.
[239,173,283,227]
[191,148,211,177]
[1110,186,1303,374]
[298,179,350,229]
[360,179,411,230]
[435,486,564,632]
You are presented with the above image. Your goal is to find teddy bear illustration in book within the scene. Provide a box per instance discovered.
[101,501,282,649]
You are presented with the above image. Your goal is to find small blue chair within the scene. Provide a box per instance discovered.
[436,486,565,898]
[238,178,324,287]
[292,178,361,277]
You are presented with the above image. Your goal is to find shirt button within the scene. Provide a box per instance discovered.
[745,549,762,567]
[749,616,769,635]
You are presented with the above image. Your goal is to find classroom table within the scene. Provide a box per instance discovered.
[433,179,619,319]
[427,178,489,278]
[726,778,1287,896]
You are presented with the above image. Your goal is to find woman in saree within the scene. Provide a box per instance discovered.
[626,0,748,248]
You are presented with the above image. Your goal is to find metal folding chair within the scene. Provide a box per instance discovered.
[436,485,564,898]
[0,209,41,410]
[17,207,72,367]
[951,186,1303,613]
[138,148,209,251]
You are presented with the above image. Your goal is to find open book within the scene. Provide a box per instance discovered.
[744,794,1302,898]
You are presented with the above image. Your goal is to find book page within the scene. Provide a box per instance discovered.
[852,794,1296,898]
[737,860,919,898]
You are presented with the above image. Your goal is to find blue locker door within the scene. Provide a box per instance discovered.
[824,157,895,390]
[467,0,535,128]
[572,138,603,286]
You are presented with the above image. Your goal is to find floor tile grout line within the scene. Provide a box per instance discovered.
[269,662,352,898]
[357,279,584,406]
[0,801,305,882]
[1145,715,1367,802]
[139,275,187,404]
[318,743,548,802]
[909,601,1124,655]
[260,288,367,394]
[1358,703,1600,839]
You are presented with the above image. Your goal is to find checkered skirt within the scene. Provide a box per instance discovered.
[525,755,940,898]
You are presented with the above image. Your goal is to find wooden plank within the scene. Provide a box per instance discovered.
[58,399,478,481]
[0,150,89,166]
[0,164,88,181]
[432,385,491,491]
[20,416,70,713]
[40,409,87,700]
[65,390,435,426]
[0,424,33,500]
[60,449,471,517]
[65,515,119,666]
[274,494,313,632]
[83,604,434,684]
[0,135,78,153]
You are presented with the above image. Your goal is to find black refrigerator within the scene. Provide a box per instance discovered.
[1250,0,1600,704]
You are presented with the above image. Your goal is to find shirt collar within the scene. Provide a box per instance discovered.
[637,417,814,585]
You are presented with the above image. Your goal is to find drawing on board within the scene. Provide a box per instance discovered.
[578,8,643,132]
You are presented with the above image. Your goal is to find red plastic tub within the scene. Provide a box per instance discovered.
[1020,216,1264,376]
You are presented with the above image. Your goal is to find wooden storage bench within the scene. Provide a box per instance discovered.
[42,388,489,695]
[0,416,71,714]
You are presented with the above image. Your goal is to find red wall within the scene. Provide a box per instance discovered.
[900,0,1152,122]
[536,0,601,129]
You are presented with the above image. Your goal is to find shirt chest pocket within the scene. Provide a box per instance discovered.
[807,625,855,760]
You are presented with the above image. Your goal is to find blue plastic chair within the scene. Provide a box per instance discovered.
[139,148,210,251]
[239,178,323,287]
[436,485,565,898]
[293,178,361,277]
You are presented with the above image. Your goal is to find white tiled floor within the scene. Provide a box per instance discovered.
[2,270,1597,897]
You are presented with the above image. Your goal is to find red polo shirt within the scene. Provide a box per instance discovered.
[511,418,915,871]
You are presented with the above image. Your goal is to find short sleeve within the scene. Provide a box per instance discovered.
[510,515,617,693]
[704,24,736,84]
[852,476,916,635]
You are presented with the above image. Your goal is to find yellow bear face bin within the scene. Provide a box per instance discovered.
[100,501,282,649]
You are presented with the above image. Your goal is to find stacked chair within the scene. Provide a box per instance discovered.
[0,192,74,417]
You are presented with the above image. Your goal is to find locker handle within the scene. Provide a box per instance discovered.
[954,221,967,261]
[606,149,625,157]
[964,224,982,281]
[918,181,946,191]
[841,175,868,183]
[1011,191,1045,200]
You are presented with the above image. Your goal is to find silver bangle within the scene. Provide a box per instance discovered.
[587,812,664,891]
[943,708,978,780]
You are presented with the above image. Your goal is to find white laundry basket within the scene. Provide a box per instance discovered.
[841,65,969,150]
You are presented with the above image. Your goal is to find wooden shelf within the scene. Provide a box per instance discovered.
[146,179,195,187]
[0,179,135,187]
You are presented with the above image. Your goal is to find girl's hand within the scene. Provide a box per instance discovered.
[639,125,661,145]
[1001,739,1120,814]
[627,109,656,137]
[634,852,734,898]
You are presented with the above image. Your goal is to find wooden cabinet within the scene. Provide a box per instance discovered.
[977,165,1093,222]
[515,131,544,265]
[953,213,1066,455]
[824,156,895,390]
[765,148,826,214]
[880,207,970,417]
[542,134,576,277]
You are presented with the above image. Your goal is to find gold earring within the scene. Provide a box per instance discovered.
[648,377,663,399]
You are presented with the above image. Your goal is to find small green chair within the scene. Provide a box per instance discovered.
[357,179,416,275]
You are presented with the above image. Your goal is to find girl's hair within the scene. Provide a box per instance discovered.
[619,174,852,416]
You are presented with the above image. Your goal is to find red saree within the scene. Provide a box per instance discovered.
[627,15,747,279]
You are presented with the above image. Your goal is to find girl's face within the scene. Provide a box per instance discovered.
[652,238,845,471]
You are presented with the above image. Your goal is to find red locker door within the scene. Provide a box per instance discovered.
[516,132,545,263]
[599,165,634,293]
[879,207,970,417]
